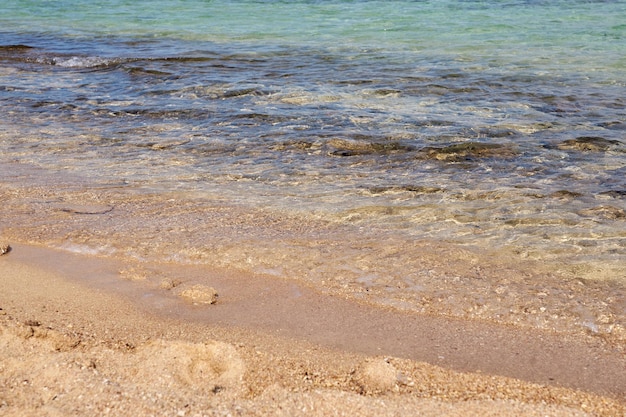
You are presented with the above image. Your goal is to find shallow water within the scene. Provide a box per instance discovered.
[1,0,625,341]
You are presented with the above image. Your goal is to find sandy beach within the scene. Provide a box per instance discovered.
[1,243,624,417]
[2,1,625,415]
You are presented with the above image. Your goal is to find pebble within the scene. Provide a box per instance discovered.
[177,285,218,305]
[0,243,11,255]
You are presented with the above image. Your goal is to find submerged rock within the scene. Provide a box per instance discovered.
[599,190,626,198]
[420,141,516,161]
[598,121,626,131]
[368,185,443,195]
[579,205,626,220]
[550,190,584,199]
[327,138,415,156]
[557,136,621,152]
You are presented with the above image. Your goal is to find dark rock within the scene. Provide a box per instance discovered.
[328,139,415,156]
[557,136,621,152]
[550,190,584,199]
[419,142,516,162]
[579,205,626,220]
[368,185,442,195]
[599,190,626,198]
[0,244,11,255]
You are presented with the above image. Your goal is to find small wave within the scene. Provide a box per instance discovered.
[0,47,123,70]
[52,56,116,69]
[59,242,116,256]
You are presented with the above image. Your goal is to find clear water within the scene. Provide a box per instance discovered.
[1,0,625,341]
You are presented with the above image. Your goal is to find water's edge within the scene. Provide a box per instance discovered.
[1,161,624,347]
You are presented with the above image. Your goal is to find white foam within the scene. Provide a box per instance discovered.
[53,56,112,68]
[59,242,116,256]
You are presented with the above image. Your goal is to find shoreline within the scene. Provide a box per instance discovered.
[1,159,624,347]
[1,242,624,416]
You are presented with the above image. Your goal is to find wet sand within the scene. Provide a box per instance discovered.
[1,243,624,416]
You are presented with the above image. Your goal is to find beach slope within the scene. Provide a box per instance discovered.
[1,244,624,416]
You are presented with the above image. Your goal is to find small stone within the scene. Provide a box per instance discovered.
[178,285,218,305]
[118,267,148,281]
[0,244,11,255]
[159,278,182,290]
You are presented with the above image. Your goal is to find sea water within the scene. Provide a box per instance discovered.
[1,0,625,341]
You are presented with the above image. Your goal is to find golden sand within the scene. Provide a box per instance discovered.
[1,243,624,416]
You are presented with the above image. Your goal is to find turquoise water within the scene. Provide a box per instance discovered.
[3,1,625,70]
[1,1,625,338]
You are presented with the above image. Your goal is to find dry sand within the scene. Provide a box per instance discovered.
[1,243,624,416]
